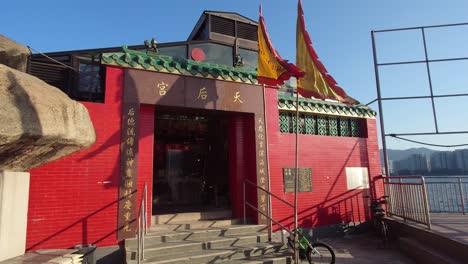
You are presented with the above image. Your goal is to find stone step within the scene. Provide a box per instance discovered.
[153,210,232,224]
[149,219,242,232]
[137,242,286,264]
[399,237,464,264]
[126,233,270,259]
[126,225,266,247]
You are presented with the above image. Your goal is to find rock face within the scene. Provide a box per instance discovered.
[0,64,96,171]
[0,35,30,72]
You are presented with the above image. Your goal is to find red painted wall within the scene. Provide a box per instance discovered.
[26,66,154,250]
[264,87,382,229]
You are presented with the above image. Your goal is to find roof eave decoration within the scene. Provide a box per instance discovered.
[101,46,258,84]
[278,95,376,119]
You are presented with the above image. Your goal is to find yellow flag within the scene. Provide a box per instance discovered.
[258,5,303,86]
[296,0,357,104]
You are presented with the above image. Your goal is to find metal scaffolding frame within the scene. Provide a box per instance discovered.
[371,22,468,176]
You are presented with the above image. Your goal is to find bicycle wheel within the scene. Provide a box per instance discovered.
[380,220,389,246]
[307,242,335,264]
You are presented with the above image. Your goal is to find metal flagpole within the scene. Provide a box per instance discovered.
[294,82,299,264]
[262,84,273,241]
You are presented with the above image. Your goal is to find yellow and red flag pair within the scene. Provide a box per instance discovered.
[257,0,358,105]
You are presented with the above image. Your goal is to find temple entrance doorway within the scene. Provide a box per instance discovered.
[152,107,230,215]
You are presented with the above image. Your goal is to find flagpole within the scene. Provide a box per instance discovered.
[294,80,299,264]
[262,84,273,242]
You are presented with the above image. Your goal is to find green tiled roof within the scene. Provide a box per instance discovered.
[278,95,376,118]
[101,46,258,84]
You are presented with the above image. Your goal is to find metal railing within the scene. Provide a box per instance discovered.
[424,176,468,214]
[243,179,298,263]
[136,183,148,264]
[384,176,468,229]
[384,176,432,229]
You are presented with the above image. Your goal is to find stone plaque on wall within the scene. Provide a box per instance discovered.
[283,168,312,193]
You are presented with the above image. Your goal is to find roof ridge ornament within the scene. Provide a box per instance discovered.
[144,37,159,57]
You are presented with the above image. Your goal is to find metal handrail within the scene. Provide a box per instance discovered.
[243,179,298,264]
[136,183,147,264]
[384,176,432,229]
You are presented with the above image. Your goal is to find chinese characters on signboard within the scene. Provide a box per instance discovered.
[118,105,139,240]
[256,117,268,223]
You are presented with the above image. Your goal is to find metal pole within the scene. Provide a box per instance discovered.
[371,31,390,177]
[243,181,247,224]
[143,184,147,260]
[262,84,273,242]
[421,177,432,229]
[294,85,299,264]
[458,177,465,215]
[137,212,141,264]
[399,178,406,221]
[421,28,439,133]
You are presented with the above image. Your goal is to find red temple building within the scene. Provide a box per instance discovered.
[23,11,382,261]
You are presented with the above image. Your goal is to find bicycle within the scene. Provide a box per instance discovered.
[365,195,390,247]
[286,227,336,264]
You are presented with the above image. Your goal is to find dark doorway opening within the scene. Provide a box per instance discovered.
[152,107,230,215]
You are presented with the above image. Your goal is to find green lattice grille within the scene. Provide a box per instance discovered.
[279,112,290,133]
[351,119,361,137]
[304,115,316,135]
[291,114,305,134]
[317,116,328,135]
[340,118,351,137]
[278,111,364,137]
[328,117,338,136]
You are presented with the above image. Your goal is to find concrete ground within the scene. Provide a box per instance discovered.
[319,234,415,264]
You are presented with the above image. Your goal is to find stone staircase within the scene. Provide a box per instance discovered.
[125,211,292,263]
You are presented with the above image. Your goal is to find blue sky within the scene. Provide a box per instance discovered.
[2,0,468,150]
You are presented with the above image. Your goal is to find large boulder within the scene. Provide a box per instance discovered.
[0,35,30,72]
[0,64,96,171]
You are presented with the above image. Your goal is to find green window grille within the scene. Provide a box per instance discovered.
[340,118,351,137]
[304,115,316,135]
[278,111,364,138]
[351,119,361,137]
[317,116,328,136]
[328,117,338,136]
[291,114,305,134]
[279,112,290,133]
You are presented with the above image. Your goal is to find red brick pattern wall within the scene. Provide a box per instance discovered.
[264,87,382,230]
[26,66,155,250]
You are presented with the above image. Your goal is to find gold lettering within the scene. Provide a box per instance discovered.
[157,81,168,96]
[259,150,264,157]
[261,194,266,203]
[123,223,131,232]
[124,211,132,221]
[127,127,135,137]
[258,133,264,140]
[259,159,265,167]
[233,91,243,103]
[128,108,135,116]
[126,158,135,168]
[124,199,132,210]
[125,180,133,188]
[126,148,134,157]
[126,136,134,147]
[197,87,208,100]
[258,125,264,132]
[260,177,266,184]
[259,168,265,175]
[126,167,133,178]
[123,188,133,199]
[127,117,136,127]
